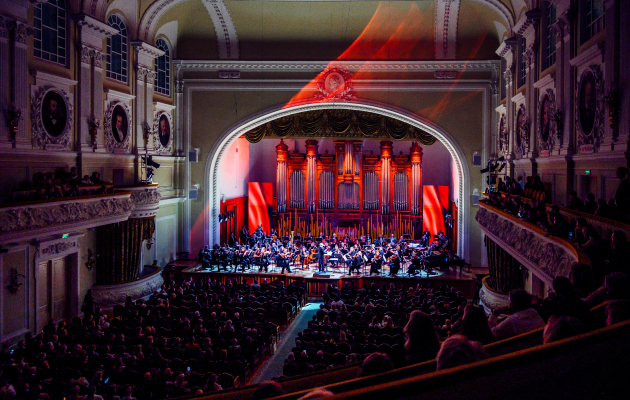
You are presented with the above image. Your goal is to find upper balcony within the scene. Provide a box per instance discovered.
[0,192,134,243]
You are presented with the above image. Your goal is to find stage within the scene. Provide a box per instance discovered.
[167,259,477,299]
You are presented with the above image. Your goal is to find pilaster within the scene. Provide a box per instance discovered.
[73,14,117,153]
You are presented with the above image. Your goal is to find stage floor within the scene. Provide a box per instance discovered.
[168,260,481,298]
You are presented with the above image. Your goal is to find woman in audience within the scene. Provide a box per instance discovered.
[453,305,495,345]
[403,310,440,364]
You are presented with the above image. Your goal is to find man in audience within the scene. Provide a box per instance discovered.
[489,289,545,340]
[436,334,488,370]
[542,315,588,343]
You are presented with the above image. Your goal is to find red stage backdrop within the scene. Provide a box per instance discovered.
[423,185,449,242]
[248,182,273,233]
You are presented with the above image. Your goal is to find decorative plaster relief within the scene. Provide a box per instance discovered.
[476,206,575,284]
[576,64,604,153]
[92,267,164,307]
[538,88,556,155]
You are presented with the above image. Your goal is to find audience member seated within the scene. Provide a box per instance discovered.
[0,277,300,400]
[542,315,588,344]
[537,277,590,323]
[404,310,441,364]
[450,305,495,345]
[252,381,285,400]
[489,289,545,340]
[358,352,394,377]
[436,334,488,371]
[583,193,598,215]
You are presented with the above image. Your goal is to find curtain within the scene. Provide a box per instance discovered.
[96,217,155,284]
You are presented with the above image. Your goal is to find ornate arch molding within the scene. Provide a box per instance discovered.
[138,0,239,59]
[82,0,108,20]
[435,0,461,60]
[203,101,472,261]
[471,0,515,30]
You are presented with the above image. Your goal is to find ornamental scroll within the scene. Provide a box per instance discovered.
[244,110,438,145]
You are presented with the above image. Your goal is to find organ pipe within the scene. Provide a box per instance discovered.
[305,140,318,213]
[276,140,289,213]
[381,141,392,215]
[410,142,423,215]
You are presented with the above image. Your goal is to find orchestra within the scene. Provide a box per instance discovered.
[197,224,455,277]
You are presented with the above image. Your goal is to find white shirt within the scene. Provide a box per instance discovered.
[489,308,545,340]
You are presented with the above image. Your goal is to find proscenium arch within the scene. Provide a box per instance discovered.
[203,101,472,262]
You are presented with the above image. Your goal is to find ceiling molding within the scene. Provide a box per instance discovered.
[173,59,500,73]
[470,0,515,30]
[82,0,108,21]
[200,0,239,59]
[435,0,461,60]
[139,0,191,42]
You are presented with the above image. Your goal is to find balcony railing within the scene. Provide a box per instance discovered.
[476,200,589,286]
[0,192,134,243]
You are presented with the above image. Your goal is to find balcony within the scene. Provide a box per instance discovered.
[476,200,589,286]
[0,192,134,243]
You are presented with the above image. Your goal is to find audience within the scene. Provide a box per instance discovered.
[542,316,588,344]
[436,334,488,371]
[0,277,304,400]
[489,289,545,340]
[9,168,114,203]
[359,352,393,377]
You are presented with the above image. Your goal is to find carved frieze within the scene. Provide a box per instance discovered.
[315,68,354,101]
[514,104,528,157]
[476,206,576,284]
[0,195,134,243]
[498,114,508,156]
[92,267,164,307]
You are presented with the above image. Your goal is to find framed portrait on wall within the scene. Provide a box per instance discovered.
[42,90,68,138]
[578,71,596,136]
[111,105,129,143]
[158,114,170,147]
[152,110,173,155]
[540,95,551,143]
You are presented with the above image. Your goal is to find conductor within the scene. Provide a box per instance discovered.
[318,243,326,272]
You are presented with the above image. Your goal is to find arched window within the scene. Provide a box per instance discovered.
[34,0,67,65]
[154,38,170,95]
[106,15,128,83]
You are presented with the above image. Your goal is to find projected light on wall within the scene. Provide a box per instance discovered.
[248,182,273,233]
[423,185,449,242]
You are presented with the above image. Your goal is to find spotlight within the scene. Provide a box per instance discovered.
[147,168,154,180]
[498,163,506,172]
[144,155,161,169]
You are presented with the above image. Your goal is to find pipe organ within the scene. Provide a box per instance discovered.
[275,139,423,234]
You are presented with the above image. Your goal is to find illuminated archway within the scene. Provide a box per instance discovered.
[204,100,471,261]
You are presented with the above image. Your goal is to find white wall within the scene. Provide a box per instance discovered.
[218,137,250,199]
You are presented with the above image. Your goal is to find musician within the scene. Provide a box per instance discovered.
[388,252,401,276]
[277,248,291,274]
[370,253,383,275]
[420,229,431,247]
[305,232,313,243]
[317,242,326,272]
[389,234,397,245]
[408,251,422,275]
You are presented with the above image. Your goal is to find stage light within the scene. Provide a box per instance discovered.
[480,167,489,173]
[498,163,506,172]
[147,168,154,180]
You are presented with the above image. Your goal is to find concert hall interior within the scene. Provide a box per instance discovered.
[1,0,630,399]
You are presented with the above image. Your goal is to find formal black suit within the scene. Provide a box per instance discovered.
[317,246,325,272]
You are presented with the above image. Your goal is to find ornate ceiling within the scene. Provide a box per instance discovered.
[84,0,526,61]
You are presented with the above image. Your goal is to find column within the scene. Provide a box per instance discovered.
[276,140,288,213]
[10,21,30,148]
[73,14,118,152]
[619,0,630,156]
[410,142,423,215]
[131,41,164,156]
[552,11,572,155]
[0,16,10,147]
[602,0,620,150]
[305,139,318,213]
[380,141,392,215]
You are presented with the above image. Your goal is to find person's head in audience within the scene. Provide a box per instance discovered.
[252,381,285,400]
[460,305,494,344]
[606,299,630,325]
[508,289,533,313]
[359,352,393,377]
[551,276,576,298]
[543,315,588,343]
[611,231,628,250]
[286,352,295,363]
[604,272,630,300]
[404,310,440,363]
[297,388,334,400]
[436,334,488,370]
[616,167,628,180]
[570,263,596,297]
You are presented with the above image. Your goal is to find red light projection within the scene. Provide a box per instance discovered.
[248,182,273,233]
[423,185,449,242]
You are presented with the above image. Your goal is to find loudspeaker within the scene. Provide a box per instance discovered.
[189,188,198,200]
[473,152,482,166]
[189,150,198,163]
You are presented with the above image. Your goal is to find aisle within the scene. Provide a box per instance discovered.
[252,302,321,384]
